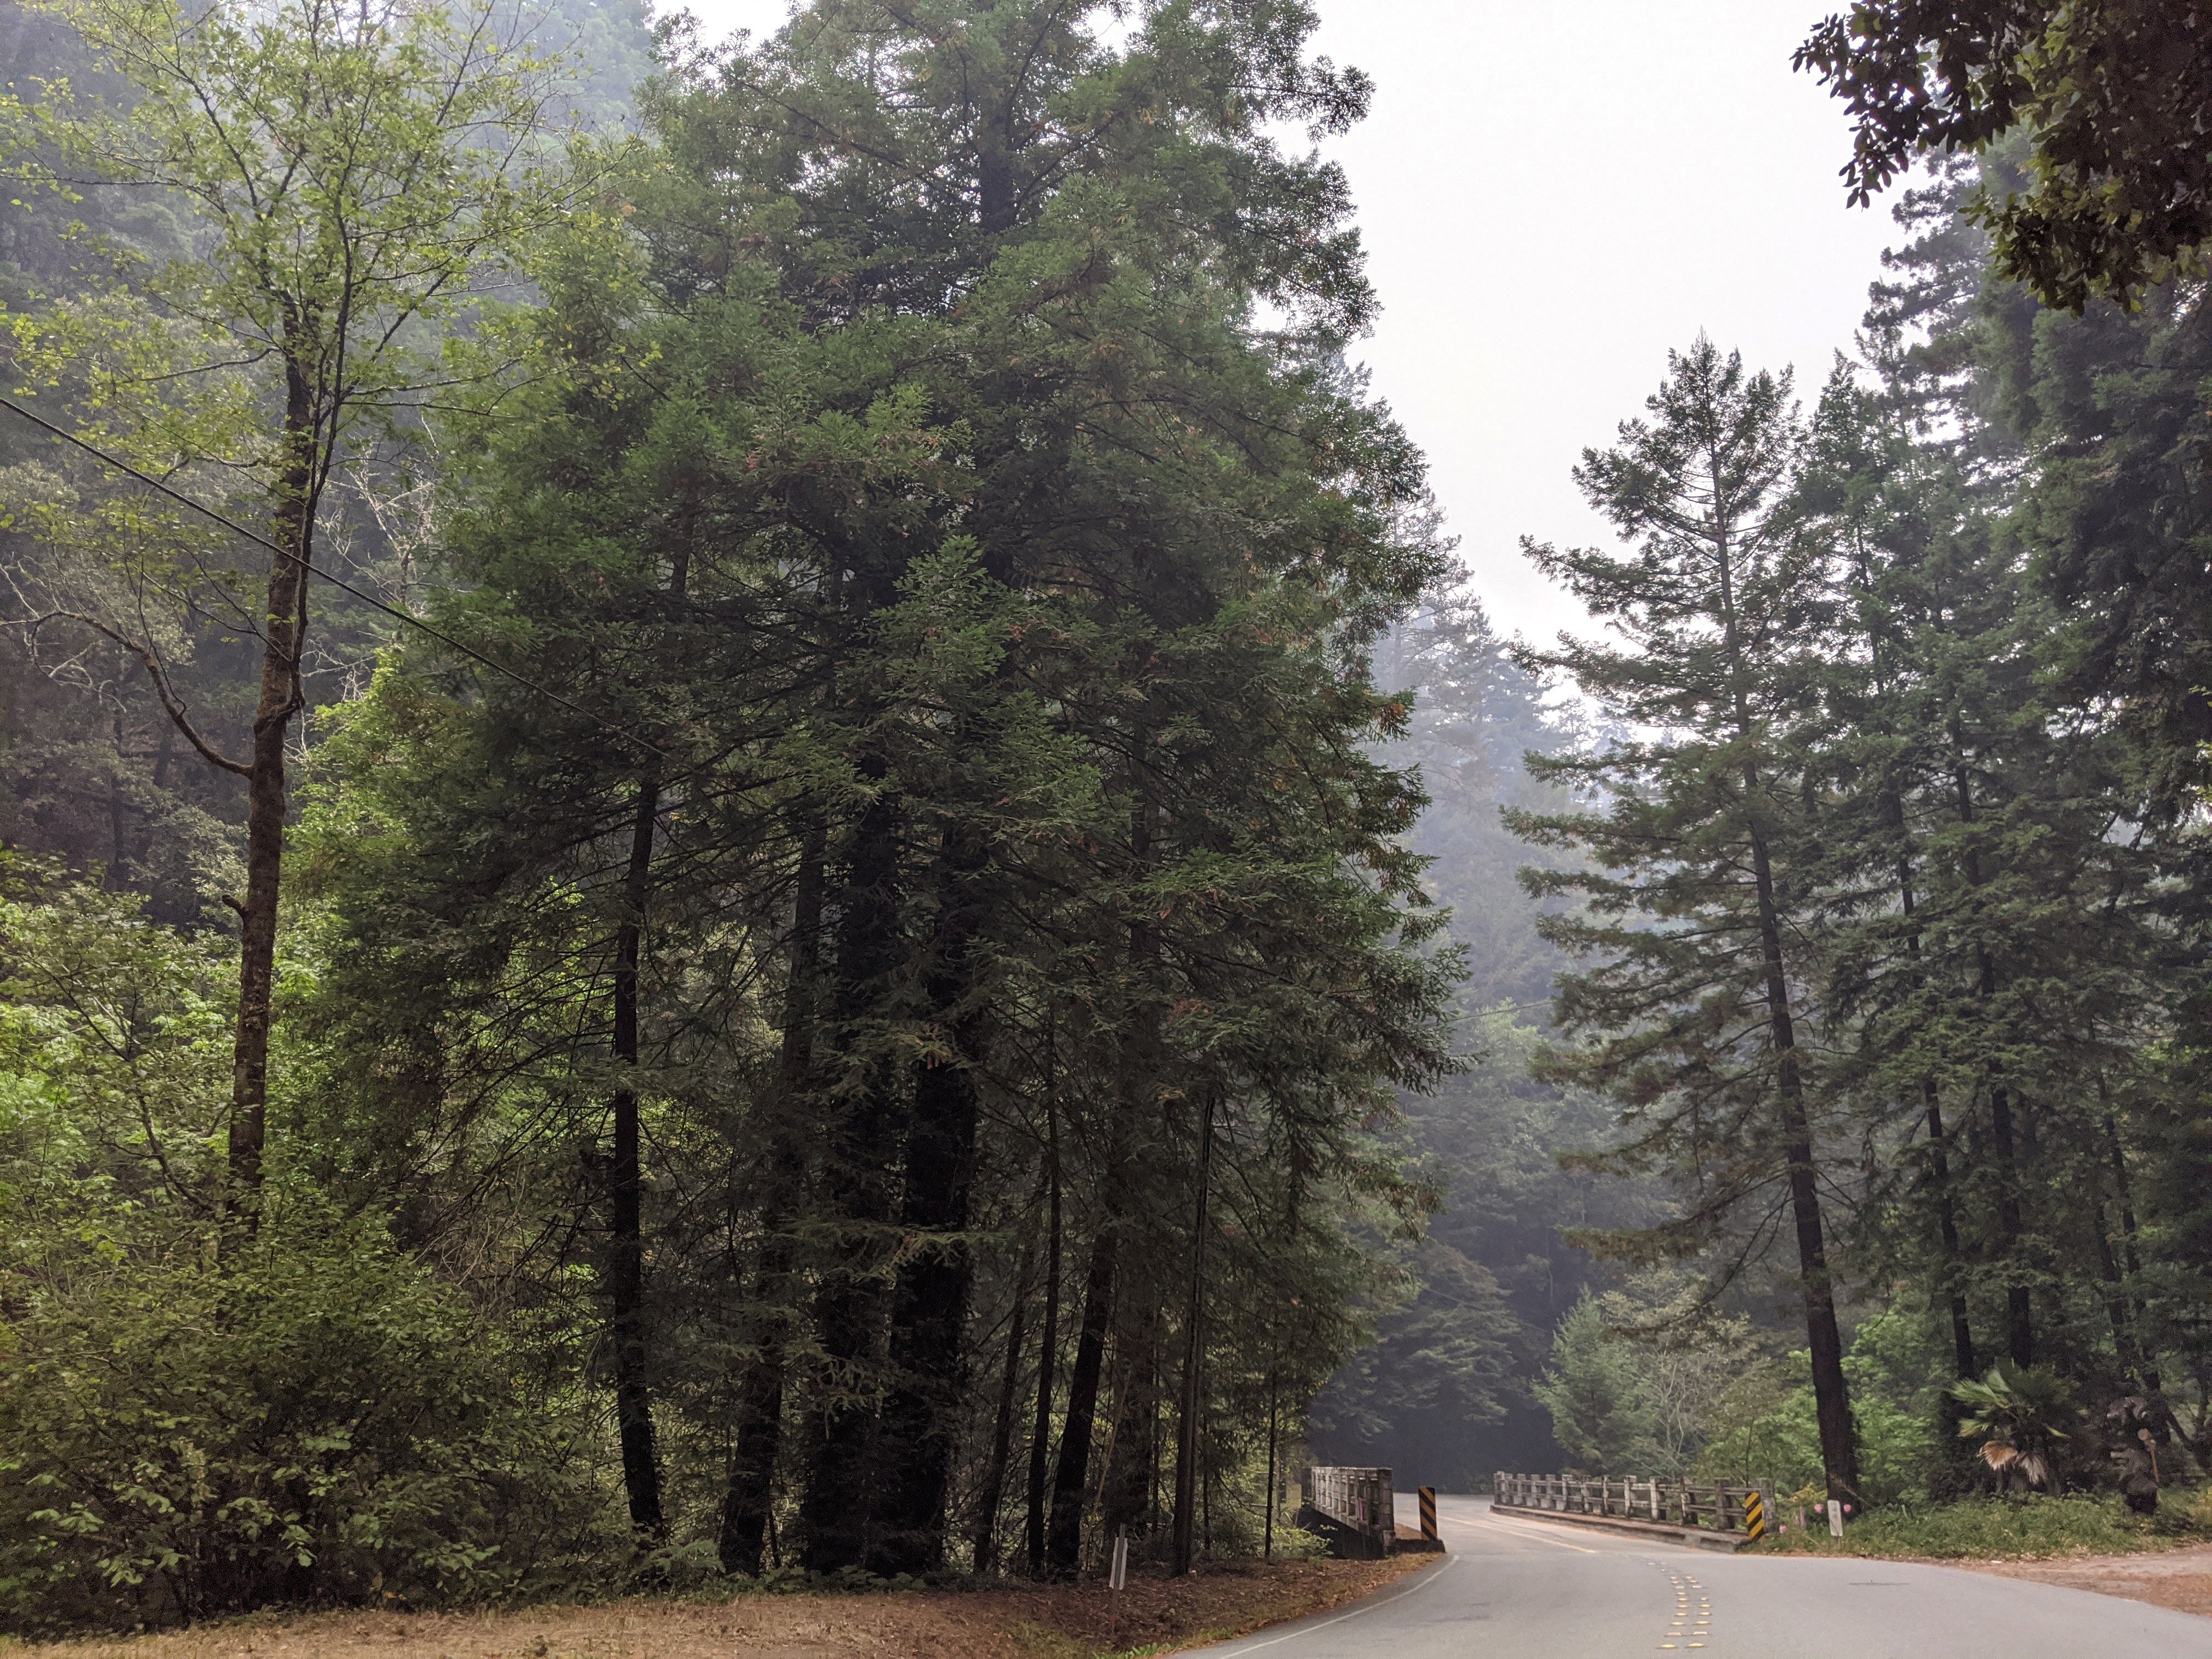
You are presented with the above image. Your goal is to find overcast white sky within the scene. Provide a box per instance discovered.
[669,0,1898,645]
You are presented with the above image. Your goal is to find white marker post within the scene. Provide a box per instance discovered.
[1826,1499,1845,1538]
[1109,1529,1129,1646]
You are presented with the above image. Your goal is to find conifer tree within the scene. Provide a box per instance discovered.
[1791,368,1985,1387]
[312,0,1453,1579]
[1798,328,2165,1394]
[1514,338,1863,1502]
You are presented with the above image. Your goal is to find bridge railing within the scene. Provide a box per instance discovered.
[1302,1465,1395,1543]
[1494,1472,1776,1537]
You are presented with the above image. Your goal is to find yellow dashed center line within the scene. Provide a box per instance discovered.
[1661,1569,1718,1647]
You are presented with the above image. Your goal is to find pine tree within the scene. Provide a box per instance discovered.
[1534,1295,1655,1475]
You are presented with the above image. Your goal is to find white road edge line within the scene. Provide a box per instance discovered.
[1204,1553,1460,1653]
[1473,1513,1601,1554]
[1434,1514,1548,1543]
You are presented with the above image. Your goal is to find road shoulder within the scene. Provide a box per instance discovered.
[1933,1542,2212,1620]
[0,1557,1439,1659]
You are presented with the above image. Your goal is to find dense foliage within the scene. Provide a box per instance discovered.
[12,0,2212,1632]
[1517,163,2212,1512]
[1798,0,2212,308]
[0,0,1462,1626]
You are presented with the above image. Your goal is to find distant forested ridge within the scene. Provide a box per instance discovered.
[1308,592,1661,1486]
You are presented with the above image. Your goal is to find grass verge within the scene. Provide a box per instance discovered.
[1753,1491,2211,1560]
[1,1555,1434,1659]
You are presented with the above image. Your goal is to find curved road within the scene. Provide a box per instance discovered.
[1204,1494,2212,1658]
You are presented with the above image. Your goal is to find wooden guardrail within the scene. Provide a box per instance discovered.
[1493,1472,1776,1539]
[1301,1466,1395,1556]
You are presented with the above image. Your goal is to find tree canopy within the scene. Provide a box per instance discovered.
[1798,1,2212,308]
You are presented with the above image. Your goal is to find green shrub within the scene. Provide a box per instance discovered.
[0,879,614,1629]
[1696,1308,1950,1505]
[1697,1376,1931,1505]
[0,1195,612,1628]
[1263,1525,1334,1563]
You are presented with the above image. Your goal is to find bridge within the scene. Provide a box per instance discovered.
[1492,1471,1779,1549]
[1299,1466,1443,1558]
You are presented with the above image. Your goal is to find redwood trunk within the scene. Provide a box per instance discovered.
[1750,819,1859,1503]
[1170,1098,1215,1576]
[1953,752,2035,1367]
[823,825,986,1577]
[1099,1293,1162,1544]
[606,532,693,1543]
[1025,1107,1062,1575]
[610,770,665,1541]
[719,824,825,1576]
[1891,816,1976,1380]
[799,782,904,1571]
[1925,1084,1978,1378]
[1988,1084,2034,1367]
[1045,1227,1117,1577]
[971,1232,1036,1575]
[2103,1108,2161,1396]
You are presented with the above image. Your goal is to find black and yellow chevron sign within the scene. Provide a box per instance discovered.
[1742,1491,1765,1540]
[1419,1486,1438,1541]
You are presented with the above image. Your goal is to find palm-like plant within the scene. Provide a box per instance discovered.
[1951,1365,2079,1493]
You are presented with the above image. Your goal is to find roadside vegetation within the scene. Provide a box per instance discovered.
[0,1557,1428,1659]
[0,0,1448,1629]
[1524,120,2212,1527]
[1758,1492,2212,1561]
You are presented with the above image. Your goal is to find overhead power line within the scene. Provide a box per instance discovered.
[0,394,663,757]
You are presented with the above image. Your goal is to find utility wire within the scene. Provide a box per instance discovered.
[0,394,664,757]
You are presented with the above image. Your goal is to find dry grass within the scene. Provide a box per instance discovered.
[1943,1543,2212,1621]
[2,1557,1434,1659]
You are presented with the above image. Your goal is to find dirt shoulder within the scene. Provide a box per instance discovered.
[7,1556,1434,1659]
[1936,1543,2212,1620]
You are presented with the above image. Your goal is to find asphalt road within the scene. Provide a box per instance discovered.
[1201,1493,2212,1658]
